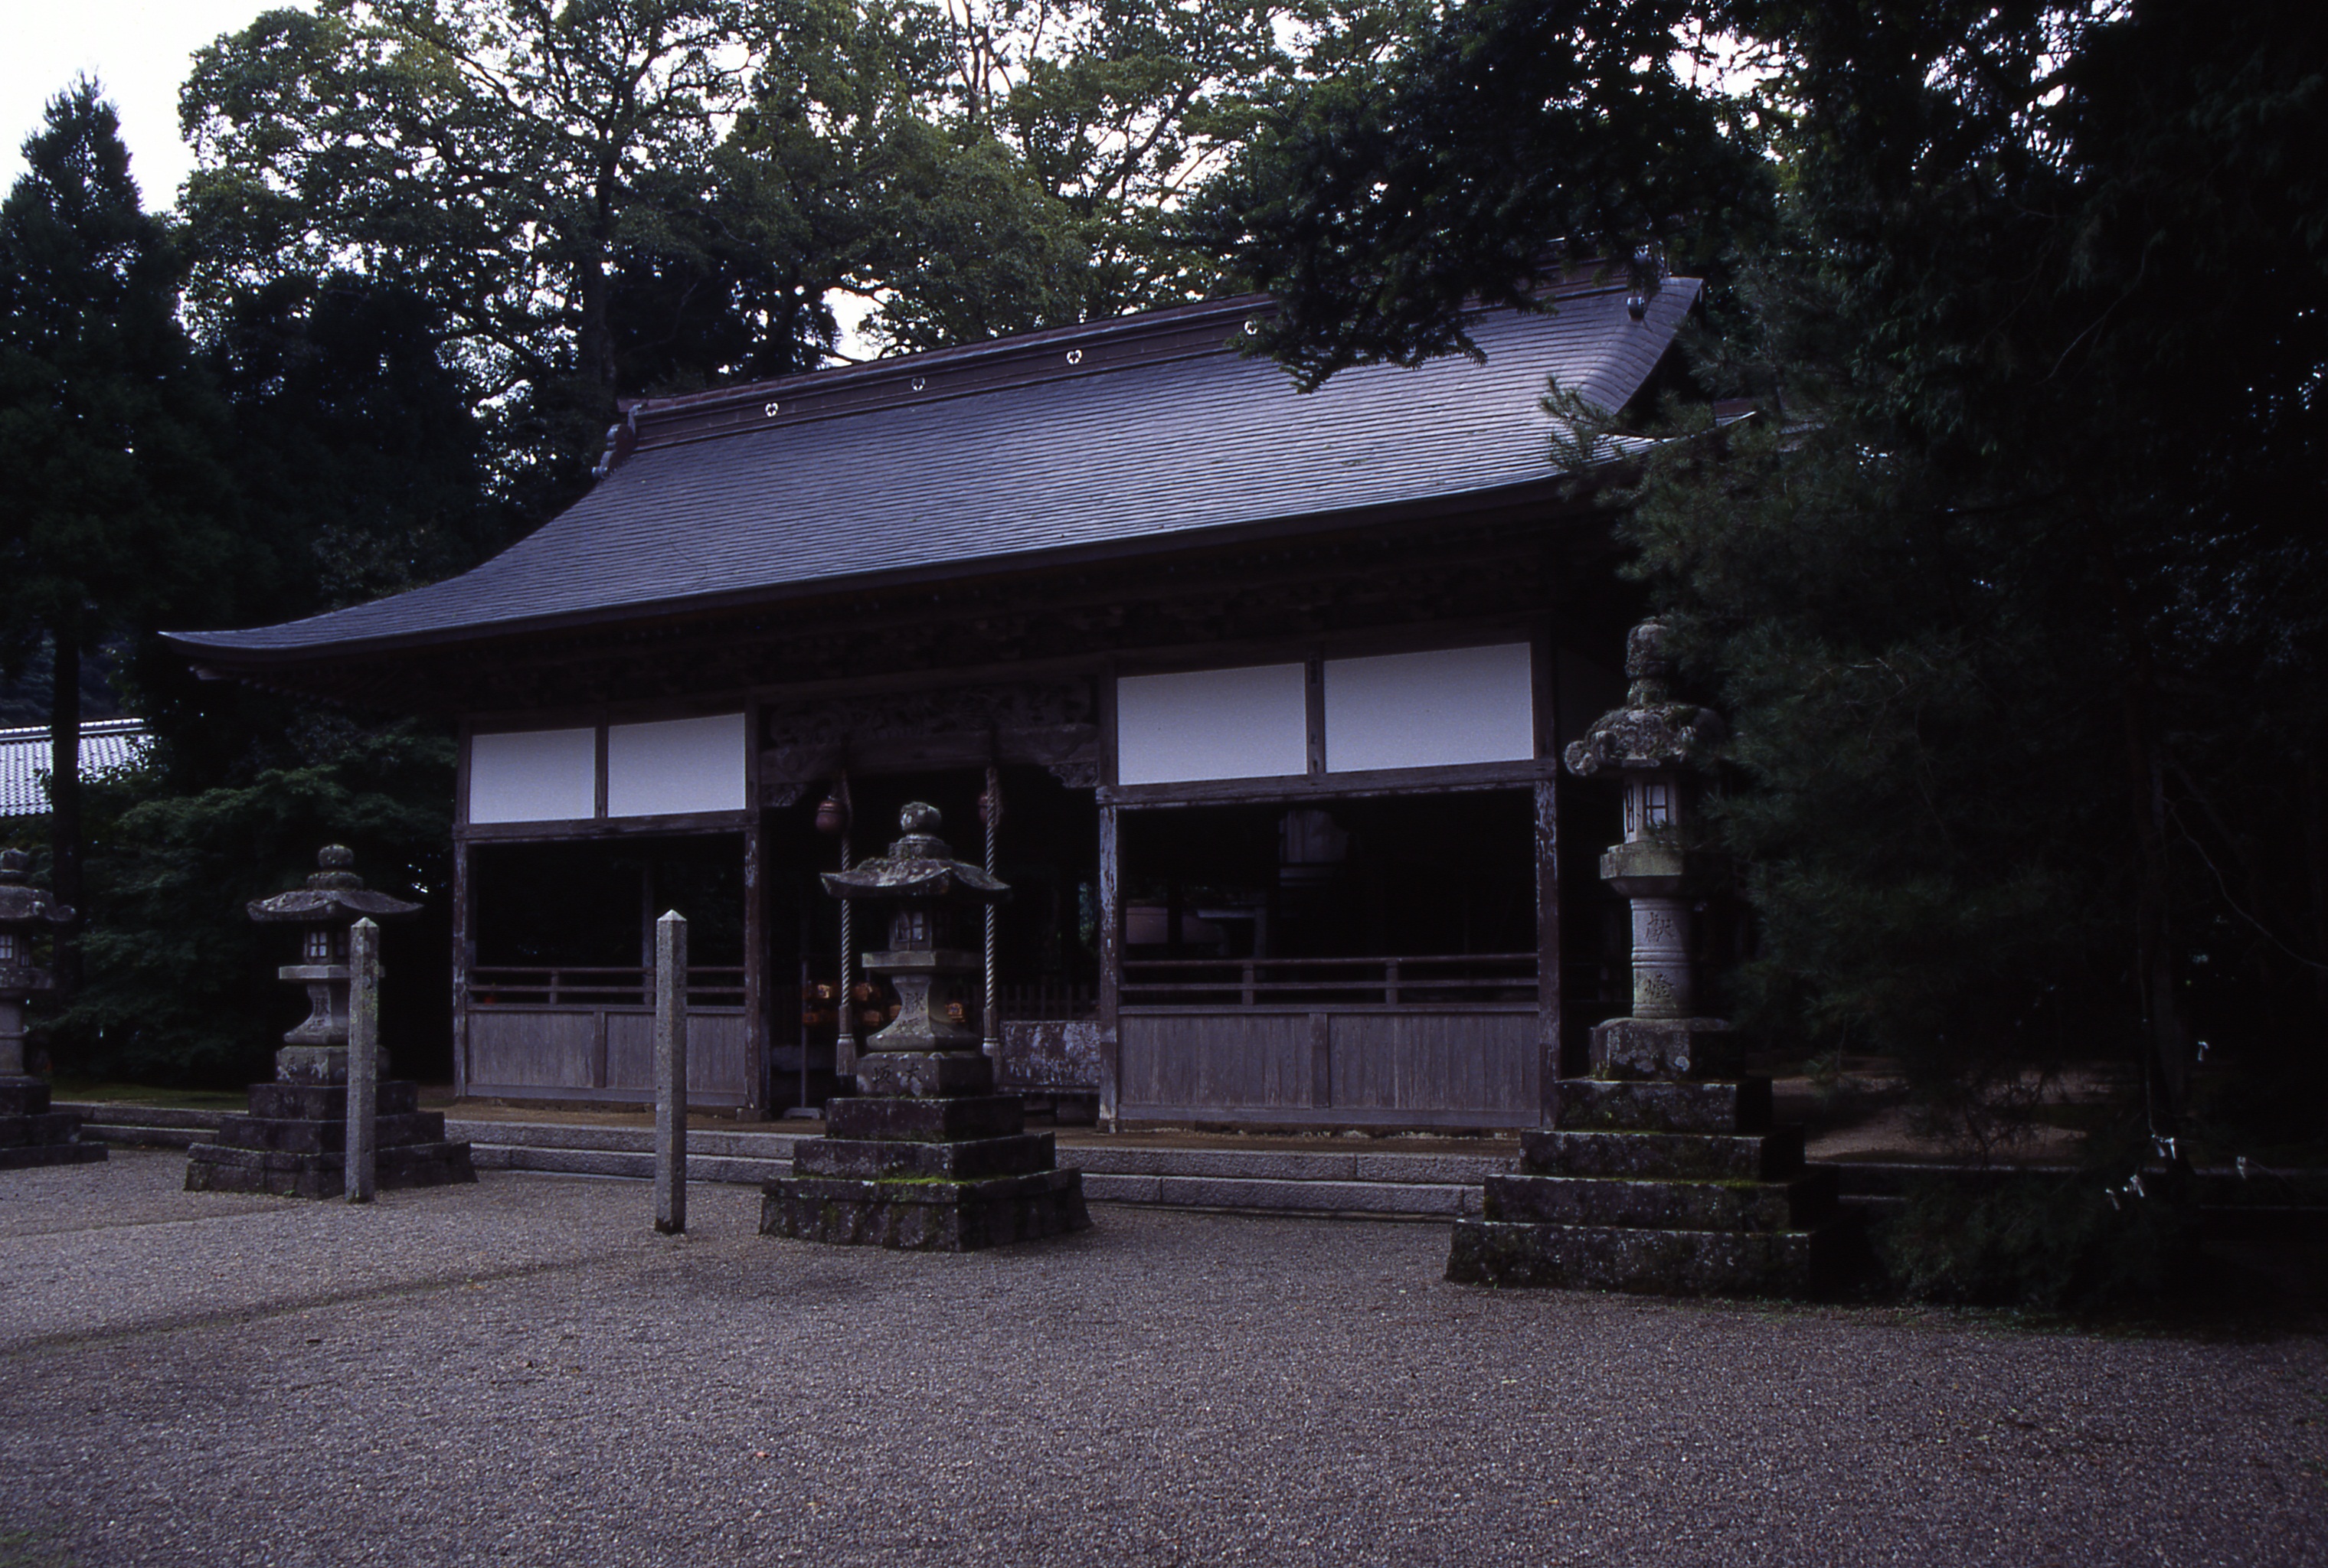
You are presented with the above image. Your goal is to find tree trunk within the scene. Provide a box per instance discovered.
[578,253,615,394]
[2087,520,2185,1136]
[47,631,81,997]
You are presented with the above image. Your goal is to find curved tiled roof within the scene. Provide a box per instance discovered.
[0,720,152,817]
[170,279,1697,662]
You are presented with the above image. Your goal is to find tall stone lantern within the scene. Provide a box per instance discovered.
[0,848,103,1169]
[1561,619,1733,1077]
[1445,621,1836,1298]
[762,803,1089,1250]
[185,846,476,1197]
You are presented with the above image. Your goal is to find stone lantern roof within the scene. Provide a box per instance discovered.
[1562,619,1726,777]
[821,805,1009,905]
[0,848,73,930]
[247,846,423,925]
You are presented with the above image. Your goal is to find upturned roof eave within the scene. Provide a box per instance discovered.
[162,466,1615,673]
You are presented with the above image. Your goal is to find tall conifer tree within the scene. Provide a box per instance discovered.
[0,81,235,988]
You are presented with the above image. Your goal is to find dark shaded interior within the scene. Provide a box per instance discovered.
[1119,792,1536,961]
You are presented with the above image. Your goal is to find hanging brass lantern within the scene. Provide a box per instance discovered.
[815,791,849,836]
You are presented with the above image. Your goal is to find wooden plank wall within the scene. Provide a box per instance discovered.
[466,1008,751,1107]
[1119,1009,1538,1129]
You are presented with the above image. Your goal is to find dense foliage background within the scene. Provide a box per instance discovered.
[1228,0,2328,1167]
[2,2,2322,1288]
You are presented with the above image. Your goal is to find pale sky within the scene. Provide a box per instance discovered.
[0,0,300,211]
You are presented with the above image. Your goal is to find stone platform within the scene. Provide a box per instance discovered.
[1446,1076,1838,1297]
[0,1078,106,1171]
[185,1080,476,1198]
[762,1086,1090,1251]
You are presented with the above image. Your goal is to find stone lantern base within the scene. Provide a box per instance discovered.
[0,1077,107,1171]
[1446,1060,1839,1298]
[185,1078,476,1199]
[760,1052,1089,1251]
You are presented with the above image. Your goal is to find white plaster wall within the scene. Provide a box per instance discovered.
[605,713,747,818]
[1115,663,1309,785]
[1322,643,1535,773]
[469,727,597,824]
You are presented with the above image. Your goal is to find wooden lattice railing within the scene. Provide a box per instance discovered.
[1120,952,1537,1008]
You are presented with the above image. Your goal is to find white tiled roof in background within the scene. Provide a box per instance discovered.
[0,719,152,817]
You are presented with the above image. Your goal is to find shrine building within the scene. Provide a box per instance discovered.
[168,273,1703,1131]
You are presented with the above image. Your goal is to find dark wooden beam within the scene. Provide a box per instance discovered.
[1097,761,1551,809]
[1097,802,1121,1129]
[456,811,750,843]
[1535,776,1562,1125]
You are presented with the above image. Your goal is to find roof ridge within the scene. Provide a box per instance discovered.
[0,717,150,742]
[603,276,1641,465]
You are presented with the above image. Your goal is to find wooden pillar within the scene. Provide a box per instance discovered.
[1097,802,1121,1128]
[637,861,656,992]
[835,792,855,1084]
[450,835,472,1101]
[982,763,1002,1060]
[1534,775,1563,1124]
[742,806,768,1119]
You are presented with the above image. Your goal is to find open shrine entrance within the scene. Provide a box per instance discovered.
[461,834,750,1106]
[1114,791,1551,1129]
[762,766,1102,1117]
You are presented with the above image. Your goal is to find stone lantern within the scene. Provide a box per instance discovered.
[1444,619,1836,1297]
[247,845,423,1085]
[0,848,103,1170]
[762,803,1089,1250]
[185,846,476,1197]
[818,802,1008,1096]
[1561,619,1732,1076]
[0,849,74,1081]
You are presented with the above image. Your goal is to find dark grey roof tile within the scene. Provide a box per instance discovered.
[174,281,1697,658]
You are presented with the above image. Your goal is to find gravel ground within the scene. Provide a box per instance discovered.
[0,1152,2320,1568]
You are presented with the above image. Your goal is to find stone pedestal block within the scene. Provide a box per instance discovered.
[763,1093,1089,1253]
[1588,1017,1738,1079]
[0,1077,106,1170]
[1447,1220,1827,1297]
[855,1050,995,1098]
[1446,1073,1838,1298]
[185,1080,475,1198]
[763,1168,1087,1251]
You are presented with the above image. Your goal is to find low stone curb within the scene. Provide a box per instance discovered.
[447,1119,1490,1217]
[54,1103,227,1149]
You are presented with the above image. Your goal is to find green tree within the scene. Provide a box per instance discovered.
[1197,0,1772,387]
[861,0,1388,351]
[1226,0,2328,1173]
[64,726,456,1086]
[0,82,240,988]
[62,272,493,1087]
[181,0,936,505]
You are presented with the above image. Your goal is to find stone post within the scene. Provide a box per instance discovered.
[345,918,380,1203]
[654,910,688,1235]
